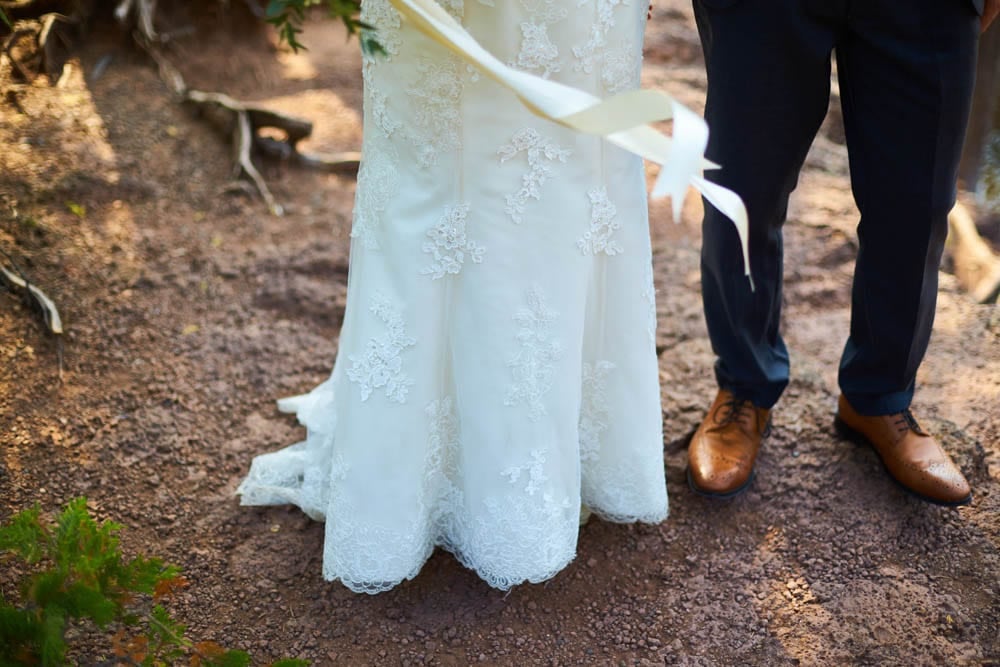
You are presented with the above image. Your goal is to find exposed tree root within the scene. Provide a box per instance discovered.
[121,0,360,215]
[1,11,74,81]
[948,202,1000,305]
[1,0,360,216]
[0,250,64,375]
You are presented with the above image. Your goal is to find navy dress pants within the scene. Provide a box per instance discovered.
[693,0,981,415]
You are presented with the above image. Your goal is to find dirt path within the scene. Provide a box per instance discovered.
[2,4,998,666]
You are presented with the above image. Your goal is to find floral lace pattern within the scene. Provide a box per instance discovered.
[577,187,622,255]
[360,0,403,59]
[505,286,562,421]
[579,361,615,462]
[573,0,628,74]
[426,397,460,463]
[520,0,569,24]
[601,42,640,93]
[351,143,399,250]
[502,449,549,495]
[498,128,572,224]
[511,0,568,78]
[514,22,562,78]
[421,204,486,279]
[238,0,668,595]
[369,87,402,139]
[424,397,463,524]
[642,260,657,345]
[407,58,464,167]
[347,293,417,403]
[440,0,464,19]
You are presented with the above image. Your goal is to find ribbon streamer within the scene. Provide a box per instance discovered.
[385,0,752,281]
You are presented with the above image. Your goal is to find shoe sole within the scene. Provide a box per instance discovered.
[833,416,972,507]
[686,466,755,500]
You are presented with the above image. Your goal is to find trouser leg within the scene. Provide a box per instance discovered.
[694,0,840,408]
[835,0,979,415]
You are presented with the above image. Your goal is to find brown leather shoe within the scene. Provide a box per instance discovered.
[687,390,771,498]
[834,395,972,506]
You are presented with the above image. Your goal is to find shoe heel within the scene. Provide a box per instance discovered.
[833,416,868,447]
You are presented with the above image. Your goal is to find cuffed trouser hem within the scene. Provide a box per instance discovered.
[839,389,915,417]
[715,374,787,410]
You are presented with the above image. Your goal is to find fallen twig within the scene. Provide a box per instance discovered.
[0,262,63,336]
[0,246,65,376]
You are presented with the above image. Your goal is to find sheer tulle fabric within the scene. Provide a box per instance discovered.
[237,0,668,593]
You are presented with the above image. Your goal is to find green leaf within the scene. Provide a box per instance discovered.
[271,660,311,667]
[0,504,48,563]
[0,7,10,29]
[30,571,68,610]
[65,202,86,218]
[264,0,380,55]
[0,605,41,663]
[147,604,187,648]
[39,607,67,667]
[266,0,289,19]
[205,649,253,667]
[63,583,118,626]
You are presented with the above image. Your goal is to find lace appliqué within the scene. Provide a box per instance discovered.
[498,128,572,224]
[511,0,567,78]
[578,187,622,255]
[505,286,562,421]
[424,397,463,514]
[579,361,615,462]
[573,0,628,74]
[347,293,417,403]
[369,88,402,139]
[360,0,402,59]
[520,0,569,23]
[421,204,486,279]
[642,260,657,345]
[439,0,464,19]
[514,22,561,78]
[601,42,640,93]
[351,143,399,250]
[426,398,459,463]
[407,59,464,167]
[501,449,549,495]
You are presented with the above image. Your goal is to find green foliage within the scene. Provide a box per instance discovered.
[264,0,384,56]
[0,498,308,667]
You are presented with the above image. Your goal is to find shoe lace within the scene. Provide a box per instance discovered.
[892,409,926,436]
[715,396,764,432]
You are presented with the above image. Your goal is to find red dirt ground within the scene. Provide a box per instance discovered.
[2,3,998,665]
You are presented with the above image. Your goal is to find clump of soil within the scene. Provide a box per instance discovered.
[2,2,998,665]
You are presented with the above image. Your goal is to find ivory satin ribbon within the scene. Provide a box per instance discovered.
[385,0,752,281]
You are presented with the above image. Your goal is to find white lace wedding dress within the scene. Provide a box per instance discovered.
[237,0,668,593]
